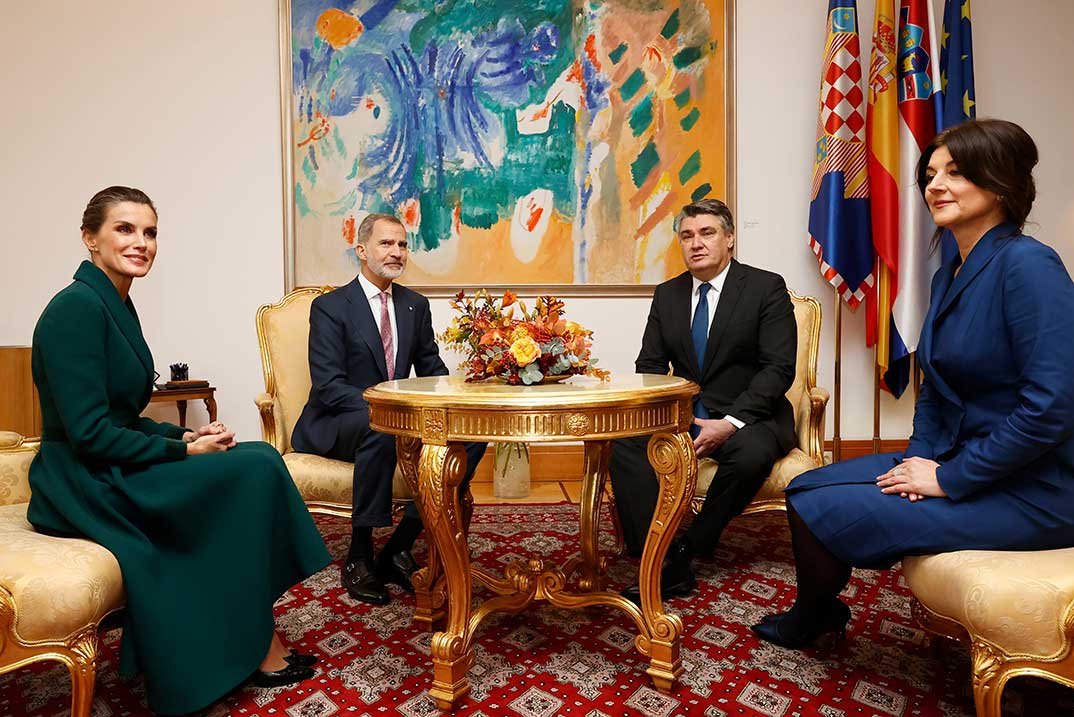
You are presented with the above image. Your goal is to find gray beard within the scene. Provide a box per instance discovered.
[368,262,404,281]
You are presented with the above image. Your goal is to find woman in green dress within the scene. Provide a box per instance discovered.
[27,186,332,715]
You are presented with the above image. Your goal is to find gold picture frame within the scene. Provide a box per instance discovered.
[278,0,736,297]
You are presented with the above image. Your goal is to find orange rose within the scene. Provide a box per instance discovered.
[509,336,541,365]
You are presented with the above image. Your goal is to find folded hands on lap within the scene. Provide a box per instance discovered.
[875,456,945,502]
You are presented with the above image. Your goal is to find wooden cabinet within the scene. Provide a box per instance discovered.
[0,347,41,437]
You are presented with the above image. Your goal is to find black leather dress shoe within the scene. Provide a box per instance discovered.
[284,650,318,667]
[341,560,390,605]
[251,662,314,688]
[376,550,420,592]
[621,541,697,604]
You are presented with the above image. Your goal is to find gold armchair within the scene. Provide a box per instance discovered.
[692,290,828,515]
[0,432,125,717]
[255,288,410,517]
[903,549,1074,716]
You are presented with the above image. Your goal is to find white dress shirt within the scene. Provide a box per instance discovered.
[358,272,398,357]
[690,263,744,429]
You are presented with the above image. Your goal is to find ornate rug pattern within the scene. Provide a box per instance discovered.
[2,503,1071,717]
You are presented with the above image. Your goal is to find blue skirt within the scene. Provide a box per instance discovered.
[785,452,1074,569]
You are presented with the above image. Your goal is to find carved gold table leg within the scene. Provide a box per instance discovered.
[418,441,474,710]
[638,431,696,692]
[577,440,611,591]
[396,437,445,630]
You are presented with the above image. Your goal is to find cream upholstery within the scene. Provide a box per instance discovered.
[903,549,1074,716]
[0,432,33,505]
[0,432,125,717]
[255,288,411,518]
[693,291,828,515]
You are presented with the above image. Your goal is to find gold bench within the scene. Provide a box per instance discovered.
[0,432,124,717]
[904,549,1074,716]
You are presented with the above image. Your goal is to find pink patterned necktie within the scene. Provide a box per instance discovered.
[379,292,395,380]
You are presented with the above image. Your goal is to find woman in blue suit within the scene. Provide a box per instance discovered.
[753,119,1074,648]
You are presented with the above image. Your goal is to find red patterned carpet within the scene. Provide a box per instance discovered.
[2,503,1071,717]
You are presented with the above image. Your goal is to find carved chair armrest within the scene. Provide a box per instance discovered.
[254,392,285,454]
[796,386,830,466]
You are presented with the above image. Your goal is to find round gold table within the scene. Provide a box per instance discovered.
[364,374,699,710]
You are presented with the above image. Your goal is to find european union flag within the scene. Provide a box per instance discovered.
[939,0,975,129]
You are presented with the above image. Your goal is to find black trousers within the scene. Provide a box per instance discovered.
[609,422,783,557]
[326,409,486,527]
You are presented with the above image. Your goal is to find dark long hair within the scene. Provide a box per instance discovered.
[916,119,1037,247]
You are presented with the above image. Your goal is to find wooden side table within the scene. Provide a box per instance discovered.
[149,386,217,426]
[365,374,699,710]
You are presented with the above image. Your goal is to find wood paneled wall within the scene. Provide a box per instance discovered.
[0,347,40,438]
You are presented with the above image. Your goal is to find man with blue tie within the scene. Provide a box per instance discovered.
[612,198,798,601]
[291,213,486,605]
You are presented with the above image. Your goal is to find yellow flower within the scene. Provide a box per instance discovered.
[564,320,582,336]
[509,336,541,365]
[510,325,531,342]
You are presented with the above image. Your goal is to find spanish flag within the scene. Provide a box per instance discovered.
[866,0,899,352]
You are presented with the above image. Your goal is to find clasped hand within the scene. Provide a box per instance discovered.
[875,456,946,502]
[692,417,736,458]
[183,421,236,455]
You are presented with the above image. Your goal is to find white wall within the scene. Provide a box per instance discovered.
[2,0,1071,443]
[0,1,286,435]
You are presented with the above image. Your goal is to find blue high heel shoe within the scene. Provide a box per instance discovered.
[751,600,851,648]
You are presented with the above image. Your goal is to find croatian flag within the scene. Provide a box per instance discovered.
[877,0,942,397]
[808,0,874,311]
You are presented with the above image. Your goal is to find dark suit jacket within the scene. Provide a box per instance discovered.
[291,276,447,456]
[637,260,798,453]
[906,223,1074,506]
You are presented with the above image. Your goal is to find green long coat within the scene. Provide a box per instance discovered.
[27,261,330,715]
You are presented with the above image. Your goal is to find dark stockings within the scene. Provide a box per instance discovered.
[786,503,852,618]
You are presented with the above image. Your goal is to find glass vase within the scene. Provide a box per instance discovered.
[493,441,531,498]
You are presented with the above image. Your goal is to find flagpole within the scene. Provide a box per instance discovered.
[912,352,921,400]
[873,364,882,454]
[832,292,842,463]
[874,262,893,454]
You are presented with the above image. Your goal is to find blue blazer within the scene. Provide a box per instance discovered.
[291,276,447,456]
[908,222,1074,504]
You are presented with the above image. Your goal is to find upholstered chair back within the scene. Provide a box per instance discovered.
[255,287,333,454]
[0,432,35,506]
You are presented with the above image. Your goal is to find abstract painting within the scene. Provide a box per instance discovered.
[281,0,731,289]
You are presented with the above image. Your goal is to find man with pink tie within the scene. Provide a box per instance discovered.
[292,213,485,605]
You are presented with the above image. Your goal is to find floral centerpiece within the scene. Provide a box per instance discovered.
[439,290,610,385]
